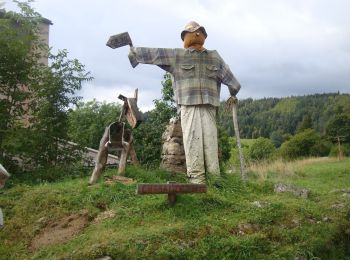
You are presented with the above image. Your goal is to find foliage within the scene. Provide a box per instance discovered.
[279,129,329,160]
[0,2,44,163]
[217,125,231,163]
[296,114,312,133]
[249,137,276,162]
[27,50,92,166]
[329,143,350,157]
[325,107,350,143]
[228,138,253,171]
[133,73,177,166]
[68,100,121,149]
[0,2,92,170]
[1,159,350,259]
[218,93,350,139]
[269,130,285,148]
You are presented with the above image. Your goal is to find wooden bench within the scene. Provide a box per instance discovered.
[136,182,207,206]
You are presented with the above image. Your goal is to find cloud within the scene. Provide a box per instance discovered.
[79,82,162,112]
[3,0,350,110]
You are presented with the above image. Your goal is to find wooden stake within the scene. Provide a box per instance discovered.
[231,98,246,182]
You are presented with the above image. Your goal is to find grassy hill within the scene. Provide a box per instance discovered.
[1,158,350,259]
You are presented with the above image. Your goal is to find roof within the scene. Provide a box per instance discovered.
[0,9,53,25]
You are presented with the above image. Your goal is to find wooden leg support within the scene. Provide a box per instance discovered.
[137,183,207,206]
[89,127,109,185]
[167,193,177,206]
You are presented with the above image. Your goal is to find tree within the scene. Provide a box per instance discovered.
[68,100,121,149]
[296,114,312,133]
[28,50,92,166]
[326,108,350,143]
[0,2,92,169]
[0,3,44,163]
[133,73,177,166]
[325,107,350,159]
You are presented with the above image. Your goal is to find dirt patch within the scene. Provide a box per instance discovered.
[31,210,89,250]
[104,175,135,185]
[94,209,117,223]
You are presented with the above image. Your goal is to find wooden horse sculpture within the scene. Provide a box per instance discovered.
[89,89,142,185]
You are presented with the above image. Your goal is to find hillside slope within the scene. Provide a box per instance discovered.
[0,158,350,259]
[219,93,350,138]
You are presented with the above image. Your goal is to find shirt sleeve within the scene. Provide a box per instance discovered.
[215,52,241,96]
[128,47,175,72]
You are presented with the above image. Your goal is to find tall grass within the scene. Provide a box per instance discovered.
[247,157,336,182]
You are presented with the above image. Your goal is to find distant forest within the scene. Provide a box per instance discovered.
[218,93,350,139]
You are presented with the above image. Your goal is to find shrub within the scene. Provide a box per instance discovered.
[270,130,285,148]
[229,139,251,169]
[279,129,322,160]
[249,137,276,161]
[329,144,350,157]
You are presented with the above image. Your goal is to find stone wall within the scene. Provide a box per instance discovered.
[160,117,186,173]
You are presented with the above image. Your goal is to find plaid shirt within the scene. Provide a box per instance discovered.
[129,47,241,107]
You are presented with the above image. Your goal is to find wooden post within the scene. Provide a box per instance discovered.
[231,99,246,182]
[118,141,130,176]
[89,127,109,185]
[129,144,140,165]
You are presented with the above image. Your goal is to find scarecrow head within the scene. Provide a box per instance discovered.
[181,21,207,51]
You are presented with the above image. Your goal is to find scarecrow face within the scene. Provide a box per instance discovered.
[183,29,206,49]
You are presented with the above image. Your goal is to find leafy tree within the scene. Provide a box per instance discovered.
[326,108,350,143]
[249,137,275,161]
[325,107,350,158]
[0,3,45,163]
[133,73,177,166]
[0,2,92,169]
[27,50,92,166]
[68,100,121,149]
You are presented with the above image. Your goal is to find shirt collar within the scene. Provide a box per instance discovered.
[187,47,208,53]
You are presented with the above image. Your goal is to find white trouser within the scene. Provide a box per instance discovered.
[180,105,220,184]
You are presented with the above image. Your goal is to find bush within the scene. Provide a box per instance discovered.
[329,144,350,157]
[249,137,276,161]
[228,139,251,169]
[279,129,324,160]
[270,130,285,148]
[218,125,231,163]
[310,139,332,157]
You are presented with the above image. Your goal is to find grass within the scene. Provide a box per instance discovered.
[0,158,350,259]
[248,157,332,182]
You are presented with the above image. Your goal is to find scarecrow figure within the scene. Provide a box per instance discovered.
[128,21,241,184]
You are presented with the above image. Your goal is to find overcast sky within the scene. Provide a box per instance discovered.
[3,0,350,111]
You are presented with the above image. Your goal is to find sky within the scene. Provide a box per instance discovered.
[2,0,350,111]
